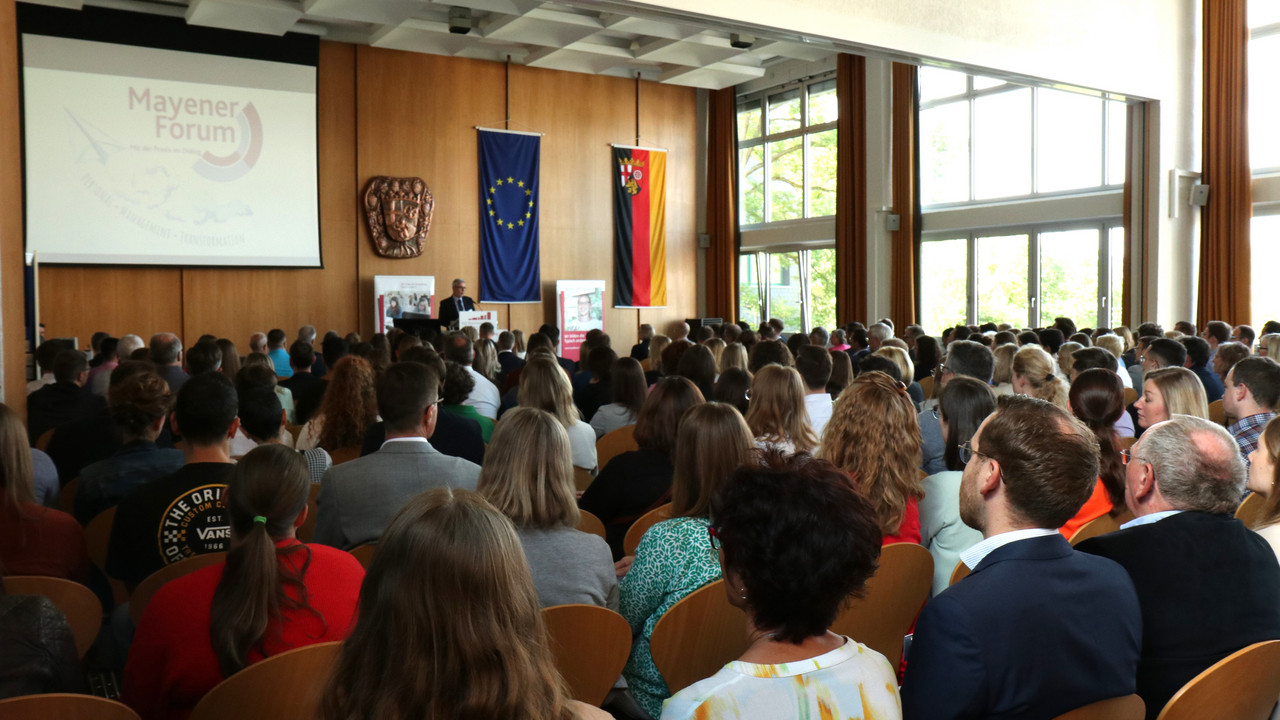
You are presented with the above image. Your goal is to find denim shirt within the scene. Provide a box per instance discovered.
[75,441,185,525]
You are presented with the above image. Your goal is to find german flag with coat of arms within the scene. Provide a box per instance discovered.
[612,146,666,307]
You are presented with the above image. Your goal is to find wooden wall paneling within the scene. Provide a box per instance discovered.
[38,267,183,345]
[0,0,25,413]
[355,48,505,339]
[508,66,638,346]
[637,80,698,335]
[182,41,360,345]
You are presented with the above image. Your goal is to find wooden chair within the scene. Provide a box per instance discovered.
[4,576,103,658]
[623,503,672,556]
[1123,387,1139,407]
[296,483,322,543]
[85,506,128,607]
[1054,694,1144,720]
[328,445,361,465]
[542,604,632,706]
[949,559,971,587]
[0,694,141,720]
[595,426,638,471]
[650,579,749,696]
[1154,640,1280,720]
[285,424,303,443]
[830,542,933,670]
[573,466,595,493]
[1235,492,1266,529]
[918,375,934,400]
[59,477,78,514]
[35,428,55,451]
[1069,514,1123,546]
[130,552,228,627]
[348,543,376,568]
[577,510,606,541]
[1209,399,1227,427]
[189,641,343,720]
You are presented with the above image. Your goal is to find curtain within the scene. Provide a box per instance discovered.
[705,87,739,321]
[835,54,867,325]
[1197,0,1252,326]
[890,63,919,327]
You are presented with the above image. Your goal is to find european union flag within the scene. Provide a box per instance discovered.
[478,129,540,303]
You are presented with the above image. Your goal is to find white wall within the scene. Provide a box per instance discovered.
[648,0,1201,326]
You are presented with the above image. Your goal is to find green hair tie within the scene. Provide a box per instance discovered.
[253,515,268,525]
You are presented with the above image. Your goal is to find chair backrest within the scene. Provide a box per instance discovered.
[296,483,323,543]
[1054,694,1145,720]
[623,503,672,556]
[60,477,79,514]
[3,576,103,658]
[650,579,749,695]
[130,552,228,627]
[189,641,343,720]
[576,510,606,541]
[348,543,376,568]
[918,375,934,400]
[0,694,141,720]
[1155,640,1280,720]
[285,424,303,443]
[1069,513,1123,546]
[1235,492,1266,529]
[1124,387,1139,407]
[829,542,933,670]
[595,426,639,470]
[949,559,971,587]
[1208,399,1227,426]
[85,506,116,572]
[542,604,633,706]
[328,446,361,465]
[573,466,595,493]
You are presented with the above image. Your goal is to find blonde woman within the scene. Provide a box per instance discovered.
[1057,341,1083,379]
[519,356,596,471]
[874,346,923,406]
[512,329,527,359]
[719,343,749,375]
[1012,345,1070,409]
[478,408,617,610]
[646,334,671,382]
[818,371,923,544]
[473,339,499,382]
[1259,333,1280,358]
[1246,418,1280,561]
[991,344,1017,397]
[744,365,817,455]
[1135,367,1210,428]
[704,337,727,374]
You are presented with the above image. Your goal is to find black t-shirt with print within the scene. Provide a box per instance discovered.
[105,462,234,587]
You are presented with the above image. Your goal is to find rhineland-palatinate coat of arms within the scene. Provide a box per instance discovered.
[364,176,433,259]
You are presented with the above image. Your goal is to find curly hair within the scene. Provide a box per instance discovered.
[315,356,378,450]
[817,371,922,535]
[712,451,882,644]
[744,365,817,454]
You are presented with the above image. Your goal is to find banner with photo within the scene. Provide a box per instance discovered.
[612,145,667,308]
[374,275,434,334]
[556,279,605,362]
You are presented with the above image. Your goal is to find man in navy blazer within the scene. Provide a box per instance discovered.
[436,277,476,328]
[902,395,1142,720]
[1077,415,1280,719]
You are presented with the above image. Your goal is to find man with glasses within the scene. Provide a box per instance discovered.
[436,277,476,329]
[1076,415,1280,719]
[919,339,994,475]
[902,395,1141,720]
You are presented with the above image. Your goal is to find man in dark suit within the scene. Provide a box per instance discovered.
[902,395,1142,720]
[435,277,476,328]
[27,349,103,445]
[1077,415,1280,719]
[630,323,653,361]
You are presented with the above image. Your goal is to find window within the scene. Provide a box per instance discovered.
[736,248,837,332]
[1250,2,1280,327]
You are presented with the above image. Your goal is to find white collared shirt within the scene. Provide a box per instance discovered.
[959,527,1060,570]
[380,436,430,449]
[1120,509,1183,530]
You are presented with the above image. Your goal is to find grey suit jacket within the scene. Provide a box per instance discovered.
[313,439,480,549]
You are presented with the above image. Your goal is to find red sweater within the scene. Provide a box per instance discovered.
[0,495,90,584]
[123,541,364,720]
[883,496,922,546]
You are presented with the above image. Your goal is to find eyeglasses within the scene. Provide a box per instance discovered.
[958,440,989,464]
[1120,449,1144,465]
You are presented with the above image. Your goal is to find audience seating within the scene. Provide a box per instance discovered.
[189,641,343,720]
[1154,640,1280,720]
[623,503,672,556]
[1208,399,1226,427]
[35,428,55,452]
[0,694,141,720]
[1069,514,1124,546]
[1054,694,1144,720]
[59,477,78,514]
[347,543,376,568]
[84,506,128,607]
[595,426,638,470]
[830,542,933,670]
[918,375,934,400]
[4,576,102,658]
[328,446,361,465]
[573,466,595,493]
[950,559,971,587]
[542,604,632,706]
[296,483,322,543]
[649,579,750,695]
[1123,387,1139,407]
[129,552,228,627]
[576,510,606,541]
[1235,492,1266,529]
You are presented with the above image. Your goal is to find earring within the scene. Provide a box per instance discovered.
[739,587,748,599]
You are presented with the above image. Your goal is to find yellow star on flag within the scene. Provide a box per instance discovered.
[507,222,514,229]
[489,186,495,193]
[507,176,514,183]
[488,210,495,216]
[496,178,503,186]
[486,198,492,205]
[517,180,524,188]
[525,212,531,219]
[525,189,531,196]
[518,219,524,226]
